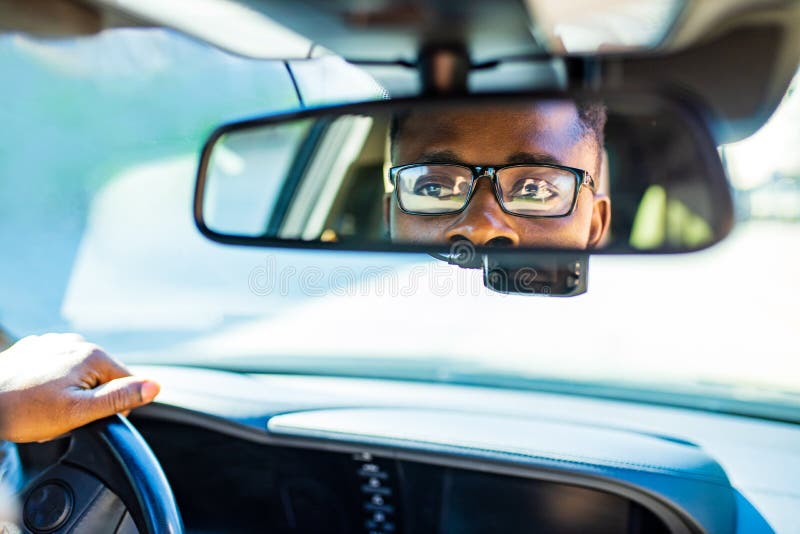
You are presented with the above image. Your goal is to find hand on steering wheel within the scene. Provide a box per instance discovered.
[0,334,160,443]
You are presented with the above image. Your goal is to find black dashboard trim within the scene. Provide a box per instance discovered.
[268,408,730,485]
[132,402,704,534]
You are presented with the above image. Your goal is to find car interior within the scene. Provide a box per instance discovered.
[3,1,800,533]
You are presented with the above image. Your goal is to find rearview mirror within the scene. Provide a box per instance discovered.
[194,92,733,256]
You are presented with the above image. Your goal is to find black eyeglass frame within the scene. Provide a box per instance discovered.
[388,162,597,218]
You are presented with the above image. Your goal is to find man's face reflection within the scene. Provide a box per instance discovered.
[387,102,610,249]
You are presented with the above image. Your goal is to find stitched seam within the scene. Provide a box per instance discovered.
[277,427,730,486]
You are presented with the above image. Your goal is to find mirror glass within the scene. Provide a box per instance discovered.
[198,96,731,253]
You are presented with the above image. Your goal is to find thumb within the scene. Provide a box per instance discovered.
[75,376,161,423]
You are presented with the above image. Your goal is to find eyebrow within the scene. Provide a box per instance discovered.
[505,151,564,166]
[415,149,463,164]
[413,149,565,167]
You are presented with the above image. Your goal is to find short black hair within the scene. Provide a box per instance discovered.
[390,100,607,157]
[575,100,607,153]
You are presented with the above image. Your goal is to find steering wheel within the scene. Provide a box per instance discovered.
[17,414,183,534]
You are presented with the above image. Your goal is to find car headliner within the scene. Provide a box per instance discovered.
[4,0,799,143]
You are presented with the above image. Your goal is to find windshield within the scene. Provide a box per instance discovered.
[1,28,798,421]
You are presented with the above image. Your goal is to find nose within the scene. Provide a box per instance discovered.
[444,177,520,246]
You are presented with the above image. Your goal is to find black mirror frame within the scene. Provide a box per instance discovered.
[193,89,734,258]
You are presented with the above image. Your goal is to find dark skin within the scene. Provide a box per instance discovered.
[385,102,611,248]
[0,334,160,443]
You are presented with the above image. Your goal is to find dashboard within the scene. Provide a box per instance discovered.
[133,416,672,533]
[16,365,799,533]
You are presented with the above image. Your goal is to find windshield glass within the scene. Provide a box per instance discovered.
[1,28,798,421]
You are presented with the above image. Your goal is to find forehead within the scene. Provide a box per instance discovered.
[393,101,591,166]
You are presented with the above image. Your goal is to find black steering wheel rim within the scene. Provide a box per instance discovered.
[19,414,183,534]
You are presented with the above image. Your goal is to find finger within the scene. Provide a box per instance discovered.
[71,377,160,424]
[78,343,131,382]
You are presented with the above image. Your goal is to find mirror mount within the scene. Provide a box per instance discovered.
[482,254,588,297]
[432,246,588,297]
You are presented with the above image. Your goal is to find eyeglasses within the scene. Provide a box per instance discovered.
[388,163,596,218]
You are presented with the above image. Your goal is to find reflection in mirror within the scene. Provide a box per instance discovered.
[200,97,729,253]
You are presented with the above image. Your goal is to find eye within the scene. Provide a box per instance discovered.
[508,178,561,203]
[415,182,447,197]
[413,176,456,198]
